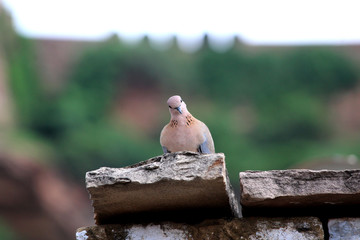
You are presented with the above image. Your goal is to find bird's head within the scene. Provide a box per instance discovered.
[167,95,187,116]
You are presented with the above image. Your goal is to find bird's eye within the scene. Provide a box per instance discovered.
[180,99,183,102]
[168,106,172,109]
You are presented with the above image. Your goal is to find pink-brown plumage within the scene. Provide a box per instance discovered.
[160,95,215,154]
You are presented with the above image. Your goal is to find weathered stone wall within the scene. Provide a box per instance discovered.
[77,152,360,240]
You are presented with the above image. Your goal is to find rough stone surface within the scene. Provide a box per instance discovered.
[76,217,324,240]
[328,218,360,240]
[239,169,360,217]
[86,151,240,224]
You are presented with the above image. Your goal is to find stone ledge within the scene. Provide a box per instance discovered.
[76,217,324,240]
[328,218,360,240]
[86,152,240,224]
[239,169,360,217]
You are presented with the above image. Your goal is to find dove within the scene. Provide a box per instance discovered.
[160,95,215,154]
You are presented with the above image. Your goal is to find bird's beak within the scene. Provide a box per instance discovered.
[176,106,182,114]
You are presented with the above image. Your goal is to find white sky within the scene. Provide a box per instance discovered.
[2,0,360,51]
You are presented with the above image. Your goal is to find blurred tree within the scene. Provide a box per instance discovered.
[196,44,249,103]
[251,93,328,144]
[0,7,43,129]
[53,37,193,131]
[284,48,358,96]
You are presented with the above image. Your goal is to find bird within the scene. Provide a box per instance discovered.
[160,95,215,154]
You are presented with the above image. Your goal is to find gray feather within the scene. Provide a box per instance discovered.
[162,146,170,153]
[198,139,211,154]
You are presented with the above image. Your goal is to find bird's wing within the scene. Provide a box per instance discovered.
[197,123,215,154]
[162,146,170,153]
[198,138,212,154]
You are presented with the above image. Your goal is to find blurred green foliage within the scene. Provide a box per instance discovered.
[1,9,42,129]
[0,218,16,240]
[1,8,360,183]
[8,37,42,128]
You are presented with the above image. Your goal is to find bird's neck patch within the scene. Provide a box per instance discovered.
[170,119,178,128]
[185,115,194,126]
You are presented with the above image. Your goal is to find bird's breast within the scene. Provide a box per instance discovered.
[160,122,204,153]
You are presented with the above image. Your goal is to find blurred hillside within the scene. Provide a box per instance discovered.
[25,36,360,174]
[1,3,360,239]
